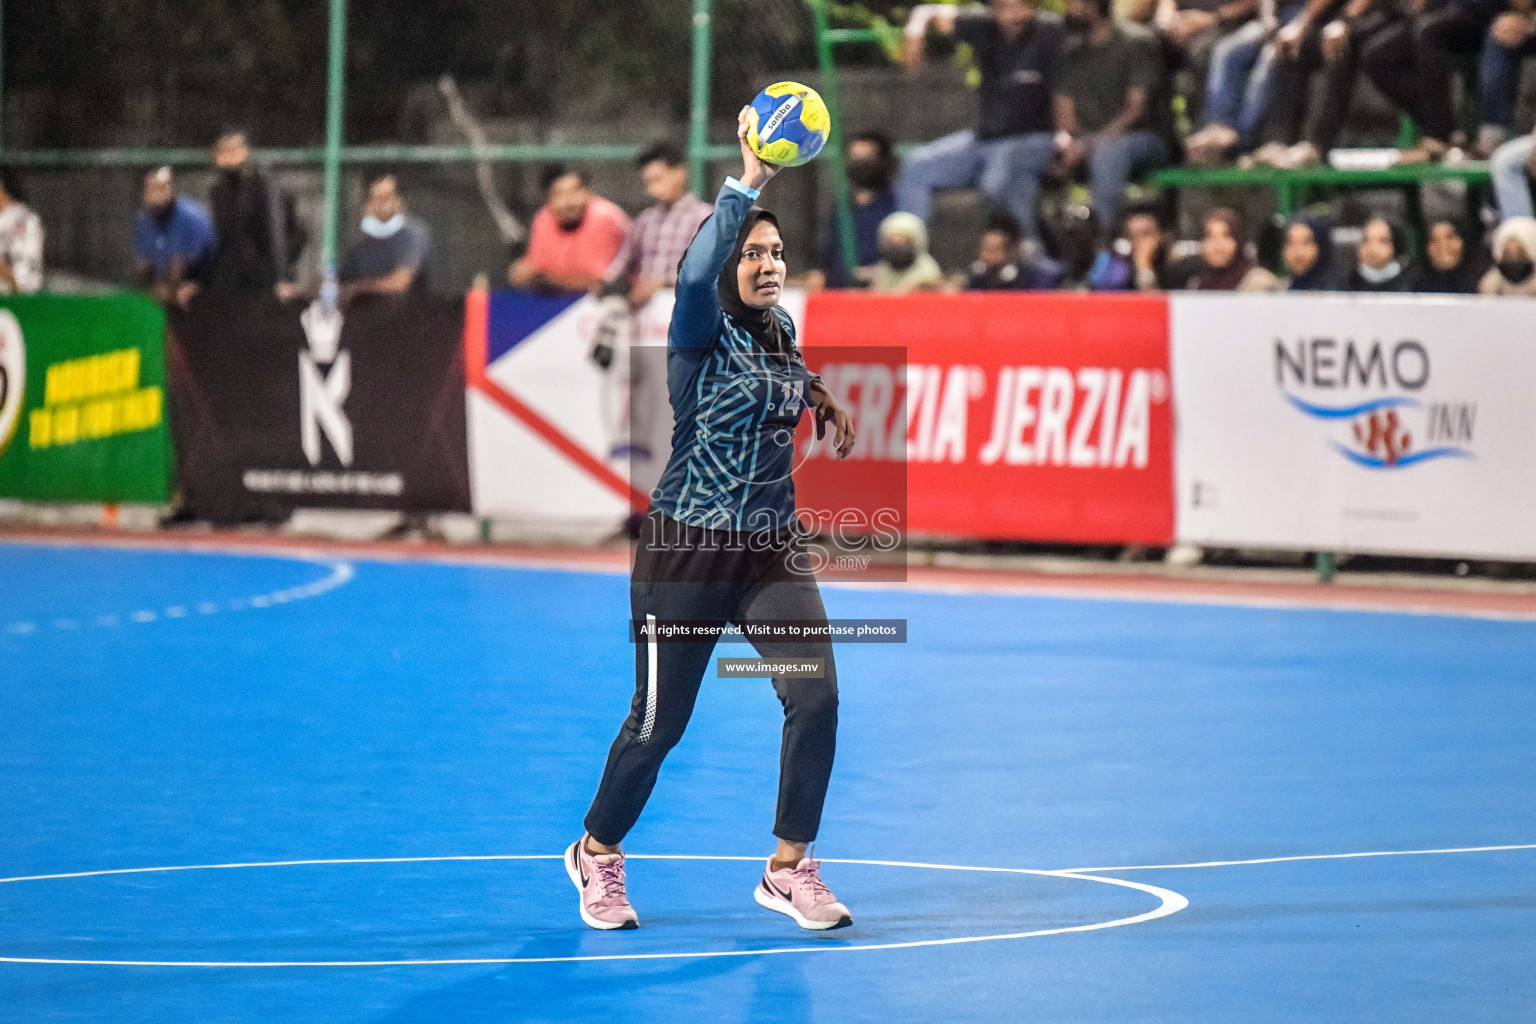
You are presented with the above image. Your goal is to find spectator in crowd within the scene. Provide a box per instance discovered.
[1345,215,1412,291]
[1489,125,1536,218]
[1389,0,1508,160]
[1156,0,1261,128]
[1260,0,1422,168]
[814,132,899,288]
[509,166,630,293]
[133,166,215,307]
[208,128,294,295]
[1412,217,1485,292]
[869,212,946,293]
[337,173,436,304]
[1479,215,1536,294]
[898,0,1065,244]
[601,141,711,307]
[1281,213,1339,289]
[1054,0,1173,231]
[967,212,1064,288]
[1478,5,1536,156]
[1185,0,1305,163]
[1172,206,1282,289]
[0,170,44,295]
[1086,201,1171,289]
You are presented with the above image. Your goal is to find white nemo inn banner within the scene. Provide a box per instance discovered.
[1170,294,1536,560]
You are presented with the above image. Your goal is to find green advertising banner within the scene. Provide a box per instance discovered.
[0,293,173,504]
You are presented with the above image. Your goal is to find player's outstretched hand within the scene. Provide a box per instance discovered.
[811,381,856,459]
[738,107,781,193]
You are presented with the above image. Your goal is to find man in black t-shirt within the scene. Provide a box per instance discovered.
[897,0,1064,246]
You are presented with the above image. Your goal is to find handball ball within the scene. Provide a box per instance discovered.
[745,82,830,167]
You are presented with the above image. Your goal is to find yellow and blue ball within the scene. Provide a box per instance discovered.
[745,82,830,168]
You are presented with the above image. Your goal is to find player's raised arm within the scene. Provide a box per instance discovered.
[670,108,782,353]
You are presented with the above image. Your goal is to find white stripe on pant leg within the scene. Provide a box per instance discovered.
[639,613,658,743]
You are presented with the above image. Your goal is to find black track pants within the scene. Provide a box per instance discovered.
[583,511,839,846]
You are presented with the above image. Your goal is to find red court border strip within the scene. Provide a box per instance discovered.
[5,527,1536,622]
[462,289,649,511]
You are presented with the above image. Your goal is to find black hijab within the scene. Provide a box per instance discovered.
[1412,217,1484,294]
[717,207,789,357]
[1286,213,1337,291]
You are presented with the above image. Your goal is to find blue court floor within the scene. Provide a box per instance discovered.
[1,540,1533,1022]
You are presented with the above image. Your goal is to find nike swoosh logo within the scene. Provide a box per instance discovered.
[765,875,793,900]
[575,847,590,888]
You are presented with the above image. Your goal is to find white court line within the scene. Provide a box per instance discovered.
[0,854,1186,968]
[1,559,353,636]
[1060,842,1536,874]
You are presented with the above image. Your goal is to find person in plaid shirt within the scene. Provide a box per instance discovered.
[602,142,712,308]
[0,171,44,295]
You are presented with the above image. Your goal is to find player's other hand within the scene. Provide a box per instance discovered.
[738,107,781,192]
[811,381,856,459]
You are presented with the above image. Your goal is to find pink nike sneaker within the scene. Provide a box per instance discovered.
[565,835,639,930]
[753,850,852,930]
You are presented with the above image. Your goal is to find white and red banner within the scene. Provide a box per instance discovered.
[1170,294,1536,560]
[798,293,1176,544]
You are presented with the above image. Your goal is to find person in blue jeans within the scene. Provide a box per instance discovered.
[1054,0,1173,231]
[1480,6,1536,155]
[898,0,1065,243]
[1490,131,1535,217]
[1185,1,1305,163]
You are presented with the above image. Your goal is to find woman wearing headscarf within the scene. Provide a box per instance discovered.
[1177,207,1282,291]
[1282,213,1338,291]
[567,109,859,935]
[868,210,946,293]
[1345,216,1412,292]
[1413,217,1485,294]
[1478,216,1536,296]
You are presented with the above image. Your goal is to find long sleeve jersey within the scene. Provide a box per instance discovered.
[649,178,819,534]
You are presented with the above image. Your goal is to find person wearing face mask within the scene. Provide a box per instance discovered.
[870,211,947,293]
[1346,215,1411,292]
[509,165,630,294]
[1478,216,1536,295]
[1281,213,1338,290]
[968,211,1065,288]
[1412,217,1486,294]
[568,108,858,936]
[812,132,898,289]
[337,173,436,305]
[133,166,215,307]
[207,128,295,297]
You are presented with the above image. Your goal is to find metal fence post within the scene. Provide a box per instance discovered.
[322,0,349,278]
[689,0,714,196]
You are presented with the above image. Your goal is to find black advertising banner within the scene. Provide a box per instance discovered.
[167,293,470,523]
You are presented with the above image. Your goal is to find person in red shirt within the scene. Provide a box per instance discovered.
[509,166,630,292]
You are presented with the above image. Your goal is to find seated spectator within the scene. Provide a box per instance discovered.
[0,169,44,295]
[967,212,1064,289]
[1173,207,1283,290]
[1260,0,1419,167]
[1413,217,1486,293]
[1478,6,1536,156]
[1489,126,1536,218]
[1086,201,1171,289]
[338,173,436,304]
[1345,215,1412,291]
[898,0,1065,243]
[1185,0,1306,163]
[815,132,898,288]
[208,127,294,296]
[1281,213,1339,289]
[1055,0,1172,230]
[870,212,947,293]
[1157,0,1261,129]
[1479,215,1536,294]
[601,142,711,307]
[1389,0,1508,160]
[509,166,630,293]
[133,166,215,307]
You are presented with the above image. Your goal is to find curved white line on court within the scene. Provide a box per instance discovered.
[0,853,1186,968]
[1060,841,1536,874]
[2,558,353,636]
